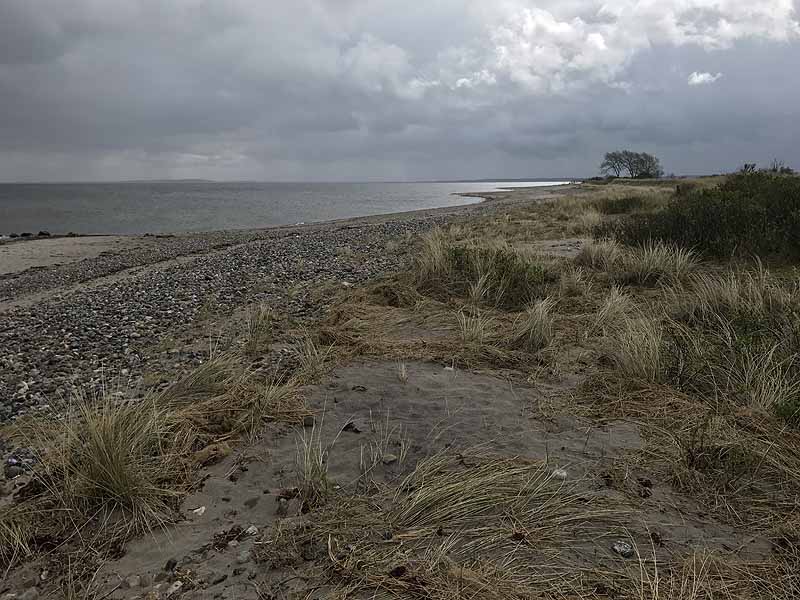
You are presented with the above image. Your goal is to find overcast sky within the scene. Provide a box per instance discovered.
[1,0,798,182]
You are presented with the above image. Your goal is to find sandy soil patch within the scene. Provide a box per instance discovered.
[0,236,143,276]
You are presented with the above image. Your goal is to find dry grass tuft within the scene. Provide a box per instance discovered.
[0,506,35,570]
[157,353,241,407]
[573,207,602,233]
[242,303,273,355]
[414,230,558,309]
[295,333,335,383]
[511,297,556,352]
[559,265,593,297]
[670,265,800,339]
[414,227,452,290]
[605,315,666,383]
[296,419,339,509]
[619,240,698,285]
[575,239,623,271]
[396,361,409,384]
[591,286,635,335]
[722,343,800,413]
[236,377,306,435]
[29,394,190,538]
[310,451,617,599]
[456,309,497,346]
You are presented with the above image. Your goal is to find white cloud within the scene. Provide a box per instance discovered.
[461,0,799,94]
[1,0,800,180]
[688,71,723,85]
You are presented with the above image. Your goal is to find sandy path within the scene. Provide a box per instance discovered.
[0,235,141,275]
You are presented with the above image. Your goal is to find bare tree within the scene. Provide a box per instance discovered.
[602,150,663,178]
[600,151,624,177]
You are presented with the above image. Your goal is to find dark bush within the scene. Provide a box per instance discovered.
[592,196,646,214]
[596,173,800,258]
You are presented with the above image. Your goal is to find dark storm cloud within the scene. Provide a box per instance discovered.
[0,0,798,181]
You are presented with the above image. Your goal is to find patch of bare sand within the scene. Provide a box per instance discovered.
[0,236,141,276]
[86,359,769,600]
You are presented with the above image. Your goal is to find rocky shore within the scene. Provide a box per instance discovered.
[0,220,426,421]
[0,186,576,422]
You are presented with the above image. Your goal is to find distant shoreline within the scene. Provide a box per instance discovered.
[0,181,573,239]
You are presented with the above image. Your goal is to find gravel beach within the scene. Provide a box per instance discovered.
[0,189,572,422]
[0,186,579,422]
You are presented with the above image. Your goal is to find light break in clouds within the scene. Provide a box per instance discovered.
[0,0,798,181]
[688,71,724,85]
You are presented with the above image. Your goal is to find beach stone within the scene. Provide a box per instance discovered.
[611,540,635,558]
[164,558,178,572]
[166,581,183,598]
[382,454,398,465]
[4,465,24,479]
[126,575,142,588]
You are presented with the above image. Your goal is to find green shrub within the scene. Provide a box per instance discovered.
[597,173,800,258]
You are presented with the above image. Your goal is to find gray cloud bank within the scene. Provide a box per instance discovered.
[1,0,798,182]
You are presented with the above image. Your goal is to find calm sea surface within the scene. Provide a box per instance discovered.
[0,181,569,236]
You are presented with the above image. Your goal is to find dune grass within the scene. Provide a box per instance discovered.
[0,506,35,571]
[414,229,558,309]
[575,239,623,271]
[573,207,602,233]
[243,303,273,355]
[511,297,556,352]
[456,309,496,346]
[617,240,698,285]
[605,315,667,383]
[26,394,191,539]
[591,286,634,335]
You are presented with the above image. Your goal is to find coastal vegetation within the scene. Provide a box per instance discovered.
[3,169,800,598]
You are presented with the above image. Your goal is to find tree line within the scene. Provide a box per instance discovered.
[600,150,664,178]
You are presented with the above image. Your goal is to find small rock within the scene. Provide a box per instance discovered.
[611,540,635,559]
[302,415,315,428]
[236,551,251,564]
[164,558,178,572]
[552,468,568,480]
[165,581,183,598]
[125,575,142,589]
[37,231,51,237]
[342,421,362,434]
[244,525,258,536]
[227,540,239,548]
[5,465,24,479]
[382,454,398,465]
[191,506,206,517]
